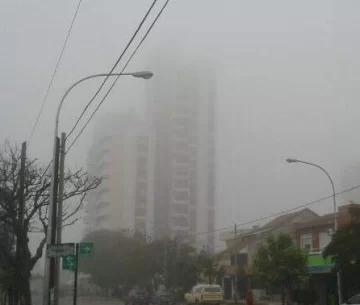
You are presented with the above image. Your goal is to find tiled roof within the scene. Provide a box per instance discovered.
[216,208,317,260]
[262,208,319,229]
[293,213,334,229]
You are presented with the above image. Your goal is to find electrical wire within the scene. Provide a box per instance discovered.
[181,182,360,239]
[38,1,160,180]
[28,0,83,143]
[66,0,171,153]
[65,0,158,142]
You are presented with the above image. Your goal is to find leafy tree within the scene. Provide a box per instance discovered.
[215,266,225,286]
[80,232,200,294]
[145,238,198,291]
[197,250,219,284]
[80,230,151,290]
[0,142,100,305]
[253,233,308,305]
[323,206,360,299]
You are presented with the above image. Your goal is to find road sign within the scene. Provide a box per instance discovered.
[62,254,76,271]
[79,242,94,257]
[47,243,75,257]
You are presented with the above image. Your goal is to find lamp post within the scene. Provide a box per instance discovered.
[43,71,153,305]
[286,158,342,304]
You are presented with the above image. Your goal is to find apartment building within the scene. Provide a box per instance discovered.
[146,58,216,251]
[84,112,155,236]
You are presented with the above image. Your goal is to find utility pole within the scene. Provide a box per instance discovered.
[234,224,238,304]
[43,136,60,305]
[16,142,26,304]
[164,239,168,289]
[176,237,181,262]
[54,133,66,305]
[73,243,80,305]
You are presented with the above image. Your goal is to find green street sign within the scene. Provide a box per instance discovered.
[79,242,94,257]
[62,255,76,271]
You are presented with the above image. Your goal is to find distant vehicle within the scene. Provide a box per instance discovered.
[126,289,150,305]
[154,290,176,305]
[342,294,360,305]
[184,284,223,305]
[135,290,150,305]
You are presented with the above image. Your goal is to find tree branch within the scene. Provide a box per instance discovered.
[30,236,47,269]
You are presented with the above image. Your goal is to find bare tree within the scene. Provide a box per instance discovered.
[0,141,101,305]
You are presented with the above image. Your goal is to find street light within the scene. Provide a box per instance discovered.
[43,71,153,305]
[286,158,342,304]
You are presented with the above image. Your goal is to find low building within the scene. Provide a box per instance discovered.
[293,203,360,305]
[215,208,319,300]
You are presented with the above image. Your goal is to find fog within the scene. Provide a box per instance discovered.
[1,0,360,272]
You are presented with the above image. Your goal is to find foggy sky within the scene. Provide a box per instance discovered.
[1,0,360,262]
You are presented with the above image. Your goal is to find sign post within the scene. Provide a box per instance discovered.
[73,243,79,305]
[47,243,75,258]
[56,242,93,305]
[62,255,76,271]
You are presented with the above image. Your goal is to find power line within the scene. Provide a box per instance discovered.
[38,0,168,180]
[65,0,158,142]
[66,0,171,153]
[29,0,83,143]
[182,183,360,239]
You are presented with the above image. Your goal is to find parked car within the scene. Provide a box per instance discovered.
[343,294,360,305]
[126,289,150,305]
[184,284,223,305]
[154,290,176,305]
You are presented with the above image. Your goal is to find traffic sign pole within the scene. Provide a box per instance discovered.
[73,243,79,305]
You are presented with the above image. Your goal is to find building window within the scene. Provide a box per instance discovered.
[173,178,189,189]
[172,216,188,227]
[173,129,189,139]
[208,221,215,232]
[174,141,188,152]
[173,204,188,215]
[137,167,148,179]
[189,212,196,230]
[137,156,148,168]
[208,209,215,222]
[173,190,189,201]
[136,196,147,207]
[174,154,190,164]
[173,230,188,239]
[208,188,215,207]
[135,219,146,233]
[137,137,149,153]
[300,233,312,251]
[231,254,248,267]
[175,165,189,177]
[137,182,147,196]
[135,207,146,217]
[319,231,332,251]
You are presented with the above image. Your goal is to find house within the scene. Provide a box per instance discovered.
[215,208,319,300]
[293,203,360,305]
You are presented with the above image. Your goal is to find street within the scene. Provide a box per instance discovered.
[32,295,124,305]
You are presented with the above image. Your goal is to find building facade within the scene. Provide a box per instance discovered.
[216,208,320,300]
[147,59,216,251]
[84,112,155,236]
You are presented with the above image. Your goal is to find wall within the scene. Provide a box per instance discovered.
[296,227,331,253]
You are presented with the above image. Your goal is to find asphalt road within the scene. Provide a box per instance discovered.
[32,295,124,305]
